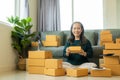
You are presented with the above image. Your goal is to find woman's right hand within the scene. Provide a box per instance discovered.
[66,47,70,56]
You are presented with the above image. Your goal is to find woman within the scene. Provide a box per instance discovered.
[63,22,97,70]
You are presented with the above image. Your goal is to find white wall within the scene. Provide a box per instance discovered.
[0,22,16,72]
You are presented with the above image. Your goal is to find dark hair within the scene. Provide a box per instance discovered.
[68,22,87,44]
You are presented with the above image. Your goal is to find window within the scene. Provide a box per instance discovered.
[60,0,103,30]
[0,0,15,23]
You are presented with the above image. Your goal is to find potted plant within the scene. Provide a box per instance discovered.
[7,16,35,70]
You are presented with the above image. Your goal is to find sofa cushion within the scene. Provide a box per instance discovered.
[84,31,95,45]
[41,31,64,46]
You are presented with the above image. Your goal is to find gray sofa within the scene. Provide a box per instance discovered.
[31,29,120,66]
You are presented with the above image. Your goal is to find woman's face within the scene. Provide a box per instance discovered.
[72,23,82,38]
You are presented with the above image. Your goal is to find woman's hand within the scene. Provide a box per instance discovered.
[79,49,87,56]
[66,47,70,56]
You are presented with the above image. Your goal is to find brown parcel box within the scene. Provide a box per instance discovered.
[105,43,120,50]
[45,59,62,69]
[28,51,52,59]
[101,64,120,76]
[46,35,58,41]
[28,66,44,74]
[42,41,60,47]
[100,34,112,41]
[66,68,88,77]
[103,50,120,56]
[69,46,82,53]
[100,41,113,46]
[100,30,111,35]
[44,68,65,76]
[90,68,111,77]
[103,56,120,65]
[116,38,120,43]
[28,59,45,67]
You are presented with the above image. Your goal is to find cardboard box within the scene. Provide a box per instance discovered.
[103,56,120,65]
[105,43,120,50]
[101,64,120,76]
[28,59,45,67]
[103,50,120,56]
[28,66,44,74]
[42,41,60,47]
[100,34,112,41]
[46,35,58,41]
[100,30,111,35]
[28,51,52,59]
[66,68,88,77]
[116,38,120,44]
[44,68,65,76]
[45,59,62,69]
[100,41,114,46]
[90,68,112,77]
[69,46,82,53]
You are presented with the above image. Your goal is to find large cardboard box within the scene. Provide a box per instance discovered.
[66,68,88,77]
[100,34,112,41]
[45,59,62,69]
[103,56,120,65]
[28,59,45,67]
[105,43,120,50]
[103,50,120,56]
[101,64,120,76]
[69,46,82,53]
[90,68,111,77]
[28,66,44,74]
[42,41,60,47]
[44,68,65,76]
[28,51,52,59]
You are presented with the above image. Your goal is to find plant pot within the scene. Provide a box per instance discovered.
[18,58,26,70]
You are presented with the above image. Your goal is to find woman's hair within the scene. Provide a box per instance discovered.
[68,21,87,44]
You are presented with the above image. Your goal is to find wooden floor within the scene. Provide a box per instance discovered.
[0,70,120,80]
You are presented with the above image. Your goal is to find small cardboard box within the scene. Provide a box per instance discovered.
[100,34,112,41]
[28,66,44,74]
[105,43,120,50]
[69,46,82,53]
[103,56,120,65]
[103,50,120,56]
[66,68,88,77]
[44,68,65,76]
[90,68,112,77]
[100,30,111,35]
[28,51,52,59]
[101,64,120,76]
[42,41,60,47]
[46,35,58,41]
[116,38,120,44]
[45,59,63,69]
[28,59,45,67]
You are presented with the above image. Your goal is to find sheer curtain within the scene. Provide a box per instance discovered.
[37,0,61,32]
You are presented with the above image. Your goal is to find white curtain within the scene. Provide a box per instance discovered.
[37,0,61,32]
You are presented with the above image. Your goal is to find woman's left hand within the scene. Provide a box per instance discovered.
[79,50,87,56]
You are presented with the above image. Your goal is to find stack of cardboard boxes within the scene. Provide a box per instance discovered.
[42,35,60,47]
[27,50,66,76]
[101,40,120,76]
[100,30,113,46]
[28,51,52,74]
